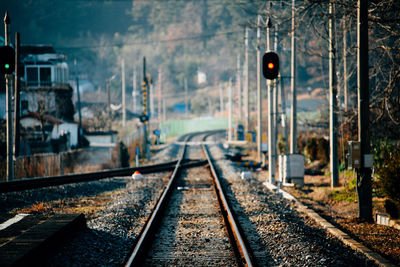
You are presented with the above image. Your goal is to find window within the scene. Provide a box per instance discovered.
[26,67,38,85]
[40,67,51,85]
[21,100,28,112]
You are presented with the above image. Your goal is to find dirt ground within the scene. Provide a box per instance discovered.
[281,173,400,265]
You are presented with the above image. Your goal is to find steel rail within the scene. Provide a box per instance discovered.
[202,142,256,267]
[0,159,206,193]
[125,134,191,267]
[125,130,255,266]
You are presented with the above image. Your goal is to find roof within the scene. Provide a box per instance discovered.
[20,45,56,55]
[20,111,65,125]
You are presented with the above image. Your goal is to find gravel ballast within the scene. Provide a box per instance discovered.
[209,141,375,266]
[0,135,379,266]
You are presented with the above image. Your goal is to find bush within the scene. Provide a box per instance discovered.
[372,139,400,216]
[113,141,130,168]
[384,199,400,219]
[329,176,357,202]
[303,137,329,164]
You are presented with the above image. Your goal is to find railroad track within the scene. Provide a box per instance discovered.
[125,131,255,266]
[0,159,207,193]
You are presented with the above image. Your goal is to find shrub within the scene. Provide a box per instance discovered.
[117,141,130,168]
[303,137,329,165]
[384,199,399,219]
[329,176,357,202]
[372,139,400,216]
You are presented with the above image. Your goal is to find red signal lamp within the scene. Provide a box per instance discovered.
[262,52,279,80]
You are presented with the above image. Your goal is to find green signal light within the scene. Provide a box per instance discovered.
[5,63,10,69]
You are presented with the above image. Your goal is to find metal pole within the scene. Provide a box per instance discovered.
[74,60,83,147]
[107,79,112,131]
[329,1,339,187]
[244,27,250,134]
[121,58,126,127]
[4,12,13,181]
[133,66,137,114]
[150,83,154,120]
[14,32,20,159]
[280,74,289,154]
[184,78,188,116]
[208,95,212,115]
[143,57,150,161]
[357,0,372,221]
[158,68,162,122]
[256,15,262,160]
[273,23,279,182]
[290,0,297,154]
[219,84,224,115]
[267,19,275,184]
[237,53,242,123]
[228,79,233,142]
[161,71,166,123]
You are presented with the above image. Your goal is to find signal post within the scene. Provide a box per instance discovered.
[142,57,150,161]
[2,12,15,181]
[262,43,279,185]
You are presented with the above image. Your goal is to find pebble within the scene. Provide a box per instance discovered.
[0,135,377,266]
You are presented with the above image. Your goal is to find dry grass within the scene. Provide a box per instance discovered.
[16,191,120,218]
[285,173,400,265]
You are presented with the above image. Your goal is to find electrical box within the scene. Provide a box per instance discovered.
[278,154,304,186]
[348,141,361,168]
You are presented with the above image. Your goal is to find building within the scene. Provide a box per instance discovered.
[19,111,78,154]
[1,44,79,155]
[19,45,74,120]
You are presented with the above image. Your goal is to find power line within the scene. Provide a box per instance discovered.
[56,29,243,50]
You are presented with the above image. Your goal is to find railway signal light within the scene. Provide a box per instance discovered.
[139,114,148,123]
[0,46,15,75]
[262,52,279,80]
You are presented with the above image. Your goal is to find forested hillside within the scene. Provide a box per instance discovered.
[1,0,399,138]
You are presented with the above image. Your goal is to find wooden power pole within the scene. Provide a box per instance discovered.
[357,0,372,222]
[329,1,339,187]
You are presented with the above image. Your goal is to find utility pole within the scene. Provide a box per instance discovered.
[4,12,13,181]
[142,57,150,160]
[357,0,372,222]
[121,58,126,127]
[162,80,166,123]
[273,23,279,180]
[236,53,242,123]
[158,68,162,122]
[132,66,137,114]
[228,79,233,142]
[290,0,297,154]
[329,1,339,187]
[343,17,348,112]
[244,27,250,134]
[150,82,154,120]
[14,32,20,159]
[107,78,111,131]
[161,71,166,123]
[184,78,188,116]
[208,95,212,115]
[266,18,275,184]
[280,74,289,154]
[219,84,224,115]
[256,15,263,160]
[74,60,83,147]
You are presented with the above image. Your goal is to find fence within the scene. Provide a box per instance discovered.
[0,148,112,181]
